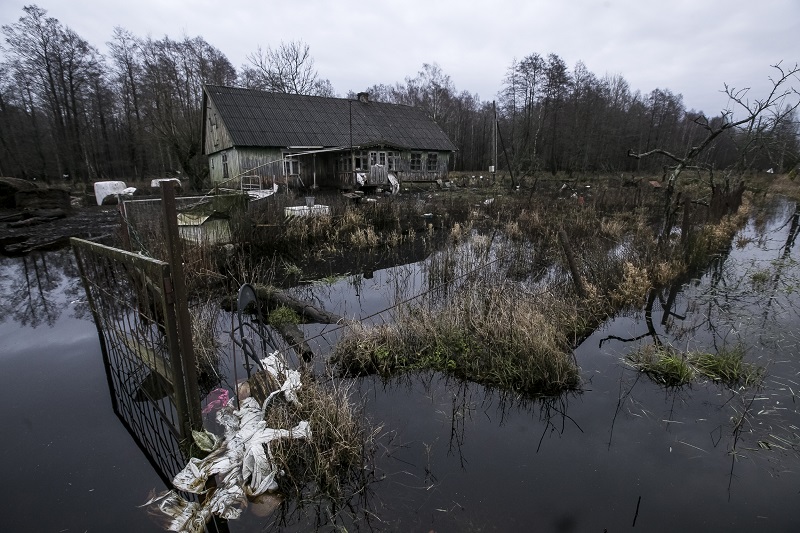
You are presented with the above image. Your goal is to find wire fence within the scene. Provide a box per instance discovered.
[71,237,196,489]
[120,196,218,257]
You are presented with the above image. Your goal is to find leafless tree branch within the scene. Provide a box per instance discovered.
[629,62,800,190]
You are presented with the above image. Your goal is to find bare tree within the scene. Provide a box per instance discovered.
[628,63,800,193]
[2,5,107,182]
[139,34,236,187]
[240,40,335,96]
[108,27,146,176]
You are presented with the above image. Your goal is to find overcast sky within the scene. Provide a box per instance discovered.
[2,0,798,115]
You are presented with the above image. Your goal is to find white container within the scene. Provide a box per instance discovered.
[150,178,181,189]
[94,181,127,205]
[284,205,331,217]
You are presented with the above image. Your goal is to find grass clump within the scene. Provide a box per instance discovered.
[749,269,771,287]
[689,345,764,387]
[610,261,651,308]
[625,344,694,387]
[268,305,301,328]
[269,377,374,501]
[626,343,763,388]
[333,280,580,397]
[246,367,377,504]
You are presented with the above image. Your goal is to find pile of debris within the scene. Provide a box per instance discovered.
[145,353,311,532]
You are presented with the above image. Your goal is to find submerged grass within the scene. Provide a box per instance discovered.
[625,344,695,387]
[626,343,763,388]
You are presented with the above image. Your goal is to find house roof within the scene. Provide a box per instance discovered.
[204,85,457,153]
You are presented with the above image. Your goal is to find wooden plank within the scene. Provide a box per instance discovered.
[120,332,174,386]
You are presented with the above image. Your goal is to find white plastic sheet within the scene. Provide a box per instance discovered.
[145,353,311,532]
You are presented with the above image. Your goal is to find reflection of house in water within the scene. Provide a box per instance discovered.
[202,85,457,191]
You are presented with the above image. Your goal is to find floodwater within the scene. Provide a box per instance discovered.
[1,197,798,532]
[0,250,164,531]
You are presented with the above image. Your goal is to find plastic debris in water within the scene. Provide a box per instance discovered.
[201,388,230,415]
[145,353,310,532]
[191,430,220,453]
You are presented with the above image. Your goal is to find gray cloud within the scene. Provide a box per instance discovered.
[2,0,797,114]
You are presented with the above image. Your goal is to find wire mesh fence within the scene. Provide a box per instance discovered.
[120,196,217,258]
[71,237,193,487]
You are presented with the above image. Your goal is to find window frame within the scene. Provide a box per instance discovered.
[426,152,438,172]
[410,152,422,171]
[283,155,299,176]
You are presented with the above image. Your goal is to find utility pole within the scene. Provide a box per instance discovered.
[349,99,353,184]
[492,101,498,182]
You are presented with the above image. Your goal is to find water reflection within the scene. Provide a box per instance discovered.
[317,196,800,532]
[6,196,795,531]
[0,249,167,532]
[0,249,90,327]
[591,197,800,524]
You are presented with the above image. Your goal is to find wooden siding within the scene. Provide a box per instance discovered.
[396,151,450,181]
[208,145,450,188]
[204,98,234,155]
[209,147,283,186]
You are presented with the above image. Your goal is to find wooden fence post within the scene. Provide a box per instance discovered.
[558,228,588,299]
[160,182,203,437]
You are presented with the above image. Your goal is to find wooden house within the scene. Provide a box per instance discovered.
[202,85,456,191]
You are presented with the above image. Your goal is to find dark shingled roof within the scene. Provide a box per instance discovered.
[204,85,456,152]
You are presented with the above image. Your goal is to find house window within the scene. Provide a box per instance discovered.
[387,151,397,171]
[410,153,422,171]
[338,154,351,172]
[369,152,378,166]
[283,157,299,176]
[222,152,229,180]
[427,153,438,171]
[212,113,219,147]
[353,150,367,170]
[379,152,386,166]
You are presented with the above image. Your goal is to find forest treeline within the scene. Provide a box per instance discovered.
[1,5,797,189]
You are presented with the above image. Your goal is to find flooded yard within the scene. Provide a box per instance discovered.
[0,250,164,531]
[1,196,798,532]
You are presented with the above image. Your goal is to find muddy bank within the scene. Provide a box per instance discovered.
[0,204,120,256]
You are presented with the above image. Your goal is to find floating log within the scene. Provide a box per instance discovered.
[224,284,351,362]
[250,284,350,325]
[273,322,315,361]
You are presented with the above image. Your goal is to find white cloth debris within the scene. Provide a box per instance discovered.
[260,353,303,409]
[145,354,311,533]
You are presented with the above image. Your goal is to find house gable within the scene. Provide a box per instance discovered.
[203,92,235,155]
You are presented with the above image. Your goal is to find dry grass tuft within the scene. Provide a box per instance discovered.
[252,368,378,503]
[610,261,651,308]
[333,279,580,397]
[649,260,685,286]
[189,302,222,377]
